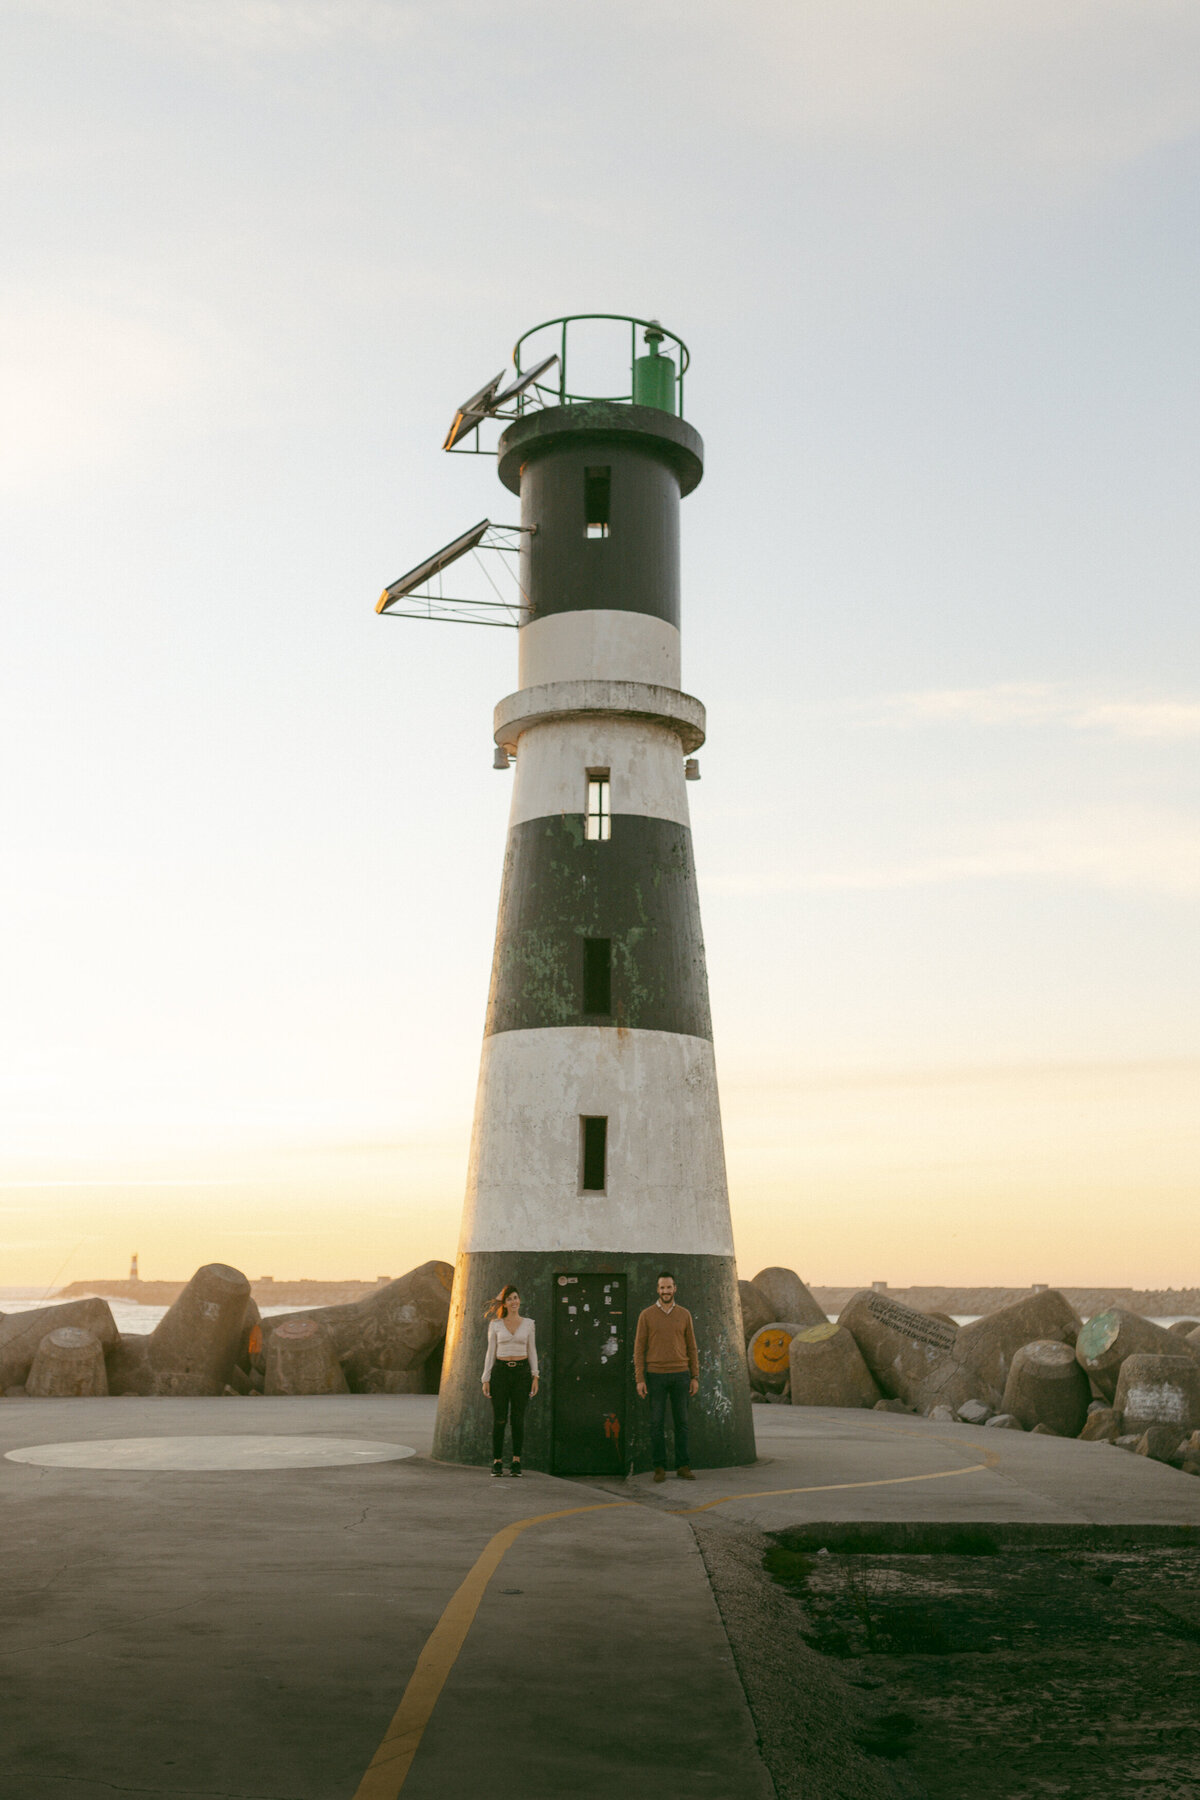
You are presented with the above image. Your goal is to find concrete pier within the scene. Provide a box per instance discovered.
[2,1395,1196,1798]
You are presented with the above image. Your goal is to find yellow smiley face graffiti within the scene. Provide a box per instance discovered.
[752,1327,793,1375]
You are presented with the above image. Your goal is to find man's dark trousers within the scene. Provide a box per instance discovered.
[647,1370,691,1468]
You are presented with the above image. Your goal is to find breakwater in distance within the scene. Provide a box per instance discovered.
[54,1279,1200,1317]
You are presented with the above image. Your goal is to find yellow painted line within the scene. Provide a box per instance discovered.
[351,1501,632,1800]
[673,1424,1002,1515]
[672,1450,999,1514]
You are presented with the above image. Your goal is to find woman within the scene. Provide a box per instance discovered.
[482,1284,539,1476]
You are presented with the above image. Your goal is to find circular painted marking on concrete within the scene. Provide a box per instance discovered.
[796,1322,840,1344]
[4,1435,417,1472]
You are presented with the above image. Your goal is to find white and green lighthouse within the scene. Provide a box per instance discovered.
[382,316,754,1476]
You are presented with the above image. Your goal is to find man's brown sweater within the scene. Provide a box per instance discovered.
[634,1302,699,1382]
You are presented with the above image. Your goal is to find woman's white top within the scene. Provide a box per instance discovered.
[482,1316,538,1380]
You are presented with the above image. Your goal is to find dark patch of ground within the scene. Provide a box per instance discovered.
[763,1539,1200,1799]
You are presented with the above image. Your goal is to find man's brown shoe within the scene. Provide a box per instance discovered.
[653,1467,666,1483]
[677,1465,695,1480]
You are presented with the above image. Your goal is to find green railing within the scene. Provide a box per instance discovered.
[511,314,690,419]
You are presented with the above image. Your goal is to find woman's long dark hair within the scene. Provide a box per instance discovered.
[486,1283,520,1321]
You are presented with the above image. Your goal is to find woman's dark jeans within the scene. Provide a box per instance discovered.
[647,1370,691,1468]
[489,1359,533,1459]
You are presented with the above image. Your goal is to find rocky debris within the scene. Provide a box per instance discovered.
[1001,1338,1091,1437]
[738,1280,776,1346]
[4,1257,454,1401]
[1114,1434,1142,1450]
[1175,1429,1200,1463]
[1030,1422,1060,1435]
[927,1404,956,1423]
[26,1327,108,1397]
[750,1268,827,1330]
[1075,1308,1197,1401]
[258,1260,452,1394]
[747,1322,808,1394]
[985,1413,1024,1429]
[810,1283,1200,1317]
[1113,1352,1200,1438]
[0,1297,118,1391]
[1078,1407,1121,1443]
[837,1289,998,1414]
[873,1397,917,1414]
[788,1322,880,1408]
[954,1290,1082,1397]
[956,1398,993,1424]
[1135,1426,1186,1463]
[107,1263,252,1397]
[264,1317,350,1396]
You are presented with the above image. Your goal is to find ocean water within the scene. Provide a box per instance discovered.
[0,1295,320,1333]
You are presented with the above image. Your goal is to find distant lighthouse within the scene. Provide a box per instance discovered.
[382,316,754,1475]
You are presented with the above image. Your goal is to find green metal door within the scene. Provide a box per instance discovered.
[551,1272,627,1476]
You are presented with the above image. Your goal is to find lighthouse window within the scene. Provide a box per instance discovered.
[583,938,612,1015]
[585,771,611,841]
[584,466,611,538]
[581,1116,608,1192]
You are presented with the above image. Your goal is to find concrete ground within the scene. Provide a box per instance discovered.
[2,1396,1197,1800]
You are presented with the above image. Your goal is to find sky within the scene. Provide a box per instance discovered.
[2,0,1198,1292]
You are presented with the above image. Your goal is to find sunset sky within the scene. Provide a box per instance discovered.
[3,0,1197,1291]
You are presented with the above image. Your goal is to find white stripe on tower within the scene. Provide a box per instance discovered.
[508,717,691,830]
[518,608,681,688]
[458,1027,733,1256]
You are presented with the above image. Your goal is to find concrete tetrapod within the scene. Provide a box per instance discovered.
[1167,1320,1200,1336]
[788,1322,880,1408]
[260,1260,453,1393]
[750,1268,827,1330]
[107,1263,252,1397]
[838,1289,1000,1414]
[1000,1339,1091,1437]
[1075,1309,1198,1402]
[738,1280,775,1346]
[747,1322,806,1394]
[25,1327,109,1397]
[264,1318,349,1396]
[955,1290,1082,1399]
[1113,1353,1200,1438]
[0,1298,117,1391]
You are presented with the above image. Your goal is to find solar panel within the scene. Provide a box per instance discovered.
[442,372,505,451]
[492,352,559,409]
[376,519,491,614]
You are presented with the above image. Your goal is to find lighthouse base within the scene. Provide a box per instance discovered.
[432,1249,756,1474]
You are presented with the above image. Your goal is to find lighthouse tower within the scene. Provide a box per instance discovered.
[410,317,754,1475]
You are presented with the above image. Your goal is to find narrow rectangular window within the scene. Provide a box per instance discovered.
[583,937,612,1015]
[581,1116,608,1192]
[584,465,611,538]
[585,770,611,841]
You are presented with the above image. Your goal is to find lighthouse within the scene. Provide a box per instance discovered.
[383,316,754,1475]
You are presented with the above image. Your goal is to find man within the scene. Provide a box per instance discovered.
[634,1272,699,1482]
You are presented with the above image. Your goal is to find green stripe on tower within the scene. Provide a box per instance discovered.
[485,814,712,1040]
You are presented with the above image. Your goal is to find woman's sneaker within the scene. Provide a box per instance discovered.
[509,1459,523,1477]
[492,1460,504,1478]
